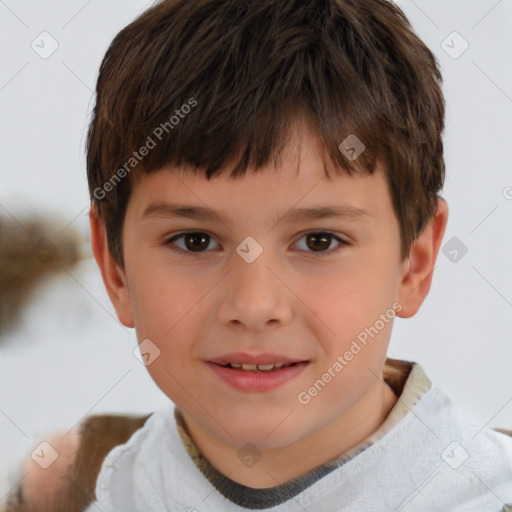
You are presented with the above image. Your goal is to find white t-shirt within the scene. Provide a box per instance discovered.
[85,360,512,512]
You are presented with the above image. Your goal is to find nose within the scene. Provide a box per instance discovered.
[216,250,293,331]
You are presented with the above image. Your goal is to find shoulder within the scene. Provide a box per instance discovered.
[4,413,152,512]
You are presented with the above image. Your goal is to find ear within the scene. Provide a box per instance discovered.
[89,204,134,328]
[396,198,449,318]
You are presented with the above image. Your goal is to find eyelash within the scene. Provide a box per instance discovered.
[164,231,349,258]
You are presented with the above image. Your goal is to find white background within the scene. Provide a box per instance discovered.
[1,0,511,503]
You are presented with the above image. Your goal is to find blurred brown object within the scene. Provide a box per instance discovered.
[0,213,85,338]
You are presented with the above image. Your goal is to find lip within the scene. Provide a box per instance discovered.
[205,361,309,392]
[208,352,308,366]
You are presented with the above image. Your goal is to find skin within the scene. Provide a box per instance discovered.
[90,121,448,489]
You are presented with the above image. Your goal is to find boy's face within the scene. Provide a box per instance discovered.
[98,123,442,451]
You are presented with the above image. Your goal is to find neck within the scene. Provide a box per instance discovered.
[180,379,398,489]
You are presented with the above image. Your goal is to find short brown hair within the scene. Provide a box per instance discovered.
[86,0,445,268]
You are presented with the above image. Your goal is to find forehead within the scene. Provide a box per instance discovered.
[127,124,394,228]
[130,166,392,234]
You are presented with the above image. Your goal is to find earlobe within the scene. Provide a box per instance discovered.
[89,204,135,328]
[396,198,449,318]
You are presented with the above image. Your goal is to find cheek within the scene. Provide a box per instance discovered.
[129,262,209,345]
[304,259,398,359]
[305,265,382,323]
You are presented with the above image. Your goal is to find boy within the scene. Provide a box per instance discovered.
[5,0,512,510]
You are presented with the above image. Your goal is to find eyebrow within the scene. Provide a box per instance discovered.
[141,202,372,226]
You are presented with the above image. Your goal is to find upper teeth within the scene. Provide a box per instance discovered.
[221,362,289,371]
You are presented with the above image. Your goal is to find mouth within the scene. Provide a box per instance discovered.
[206,360,310,392]
[214,361,301,372]
[208,352,308,367]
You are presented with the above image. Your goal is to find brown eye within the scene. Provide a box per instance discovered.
[295,231,346,255]
[305,232,331,251]
[167,231,218,253]
[183,232,209,251]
